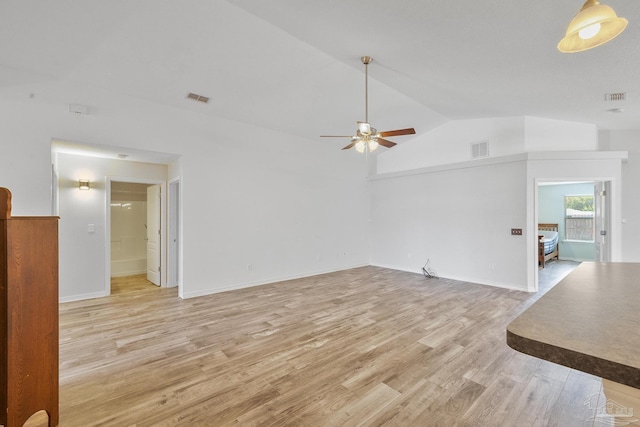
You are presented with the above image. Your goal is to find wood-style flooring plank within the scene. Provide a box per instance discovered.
[58,264,611,426]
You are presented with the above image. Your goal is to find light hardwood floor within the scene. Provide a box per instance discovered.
[59,263,614,426]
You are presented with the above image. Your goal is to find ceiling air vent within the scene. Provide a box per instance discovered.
[186,92,210,104]
[471,141,489,159]
[604,92,626,102]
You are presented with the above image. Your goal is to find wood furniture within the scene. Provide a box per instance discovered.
[538,223,559,268]
[507,262,640,421]
[0,188,59,427]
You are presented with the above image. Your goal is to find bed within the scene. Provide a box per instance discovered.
[538,223,559,268]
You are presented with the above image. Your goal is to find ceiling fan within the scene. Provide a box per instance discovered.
[321,56,416,153]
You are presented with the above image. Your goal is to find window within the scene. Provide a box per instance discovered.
[565,195,594,241]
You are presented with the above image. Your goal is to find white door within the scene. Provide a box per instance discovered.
[147,184,161,285]
[594,181,611,262]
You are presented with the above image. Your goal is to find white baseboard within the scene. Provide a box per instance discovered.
[181,263,368,299]
[59,290,108,303]
[370,262,529,292]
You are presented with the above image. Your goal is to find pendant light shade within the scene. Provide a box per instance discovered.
[558,0,627,53]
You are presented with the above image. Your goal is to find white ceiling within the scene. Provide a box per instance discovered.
[2,0,638,156]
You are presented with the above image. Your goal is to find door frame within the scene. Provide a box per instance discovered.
[594,181,612,263]
[167,178,182,293]
[532,176,617,292]
[105,176,167,296]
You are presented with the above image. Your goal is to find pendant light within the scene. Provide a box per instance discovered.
[558,0,628,53]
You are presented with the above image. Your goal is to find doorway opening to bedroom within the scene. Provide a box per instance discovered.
[536,180,611,292]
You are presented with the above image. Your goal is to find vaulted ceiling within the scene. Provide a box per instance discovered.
[2,0,638,153]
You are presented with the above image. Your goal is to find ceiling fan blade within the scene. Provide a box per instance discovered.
[378,128,416,138]
[376,138,397,148]
[320,135,352,138]
[342,141,357,150]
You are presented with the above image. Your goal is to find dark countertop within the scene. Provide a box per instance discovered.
[507,262,640,389]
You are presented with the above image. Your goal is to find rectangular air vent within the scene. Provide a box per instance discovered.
[471,141,489,159]
[604,92,626,102]
[186,92,210,104]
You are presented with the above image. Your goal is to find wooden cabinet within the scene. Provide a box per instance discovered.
[0,188,59,427]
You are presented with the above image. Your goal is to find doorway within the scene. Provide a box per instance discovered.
[535,180,612,291]
[110,182,154,281]
[106,177,166,295]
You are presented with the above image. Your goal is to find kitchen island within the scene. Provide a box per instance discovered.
[507,262,640,421]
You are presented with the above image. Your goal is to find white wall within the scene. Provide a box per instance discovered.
[0,89,370,301]
[600,130,640,262]
[180,125,370,298]
[372,114,609,291]
[377,117,526,174]
[377,116,598,175]
[1,82,631,301]
[370,157,529,290]
[369,151,624,292]
[524,117,597,152]
[0,99,55,215]
[56,153,168,301]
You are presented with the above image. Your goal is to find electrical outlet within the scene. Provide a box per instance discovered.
[511,228,523,236]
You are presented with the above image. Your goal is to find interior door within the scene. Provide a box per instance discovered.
[146,184,161,285]
[594,181,611,262]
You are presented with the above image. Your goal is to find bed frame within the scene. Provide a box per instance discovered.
[538,223,559,268]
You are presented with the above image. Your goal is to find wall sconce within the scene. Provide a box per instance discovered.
[78,179,90,190]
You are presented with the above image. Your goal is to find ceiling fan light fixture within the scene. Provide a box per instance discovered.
[355,140,366,153]
[558,0,628,53]
[368,140,379,151]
